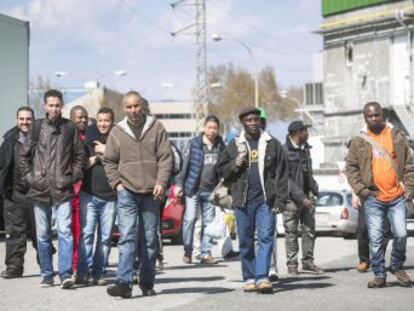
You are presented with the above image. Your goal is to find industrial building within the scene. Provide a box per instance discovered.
[319,0,414,164]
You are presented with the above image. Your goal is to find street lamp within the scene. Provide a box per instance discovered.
[212,34,259,108]
[280,90,318,126]
[55,70,127,89]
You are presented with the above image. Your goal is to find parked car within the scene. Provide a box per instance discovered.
[161,185,185,244]
[277,190,358,238]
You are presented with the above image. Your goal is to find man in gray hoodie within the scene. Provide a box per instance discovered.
[103,91,172,298]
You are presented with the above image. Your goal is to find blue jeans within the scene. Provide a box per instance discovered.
[182,191,215,257]
[34,200,73,280]
[77,192,117,279]
[116,189,160,288]
[364,196,407,277]
[235,202,275,284]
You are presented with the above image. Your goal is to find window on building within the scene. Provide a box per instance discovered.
[167,132,194,138]
[305,83,323,106]
[345,42,353,67]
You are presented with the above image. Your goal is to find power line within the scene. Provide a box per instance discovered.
[118,0,171,34]
[209,0,312,55]
[161,0,307,59]
[118,1,309,74]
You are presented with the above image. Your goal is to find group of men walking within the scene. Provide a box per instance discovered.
[0,91,412,297]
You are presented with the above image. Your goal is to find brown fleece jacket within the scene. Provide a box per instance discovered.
[103,115,172,193]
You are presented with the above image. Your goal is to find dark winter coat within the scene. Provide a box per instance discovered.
[216,130,288,210]
[17,117,85,205]
[283,136,319,206]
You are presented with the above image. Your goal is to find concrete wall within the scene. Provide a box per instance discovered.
[321,0,414,163]
[0,14,29,137]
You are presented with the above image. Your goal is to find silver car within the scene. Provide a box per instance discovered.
[313,190,357,238]
[277,190,414,237]
[277,190,358,238]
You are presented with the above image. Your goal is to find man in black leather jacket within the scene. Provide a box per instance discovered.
[17,89,84,288]
[0,107,37,278]
[282,121,322,276]
[217,107,288,294]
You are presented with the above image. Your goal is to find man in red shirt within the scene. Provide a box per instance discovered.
[69,105,88,274]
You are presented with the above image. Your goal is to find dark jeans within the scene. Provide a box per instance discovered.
[235,202,275,283]
[116,190,160,288]
[3,193,37,269]
[364,196,407,277]
[357,206,392,264]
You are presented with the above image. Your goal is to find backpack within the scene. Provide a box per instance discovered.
[170,142,183,177]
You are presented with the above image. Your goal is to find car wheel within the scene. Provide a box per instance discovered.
[170,225,183,245]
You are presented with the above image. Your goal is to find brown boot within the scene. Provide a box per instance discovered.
[357,261,370,273]
[367,277,387,288]
[243,283,257,292]
[256,281,273,294]
[200,255,218,265]
[183,252,192,264]
[392,270,412,287]
[287,266,299,276]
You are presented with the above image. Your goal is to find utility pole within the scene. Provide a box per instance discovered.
[170,0,208,127]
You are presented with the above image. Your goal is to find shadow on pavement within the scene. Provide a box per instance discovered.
[386,281,413,288]
[156,276,225,284]
[165,264,229,270]
[160,286,235,295]
[278,275,332,284]
[273,282,335,293]
[320,266,355,273]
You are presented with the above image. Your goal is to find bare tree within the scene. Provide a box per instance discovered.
[29,76,51,117]
[207,64,297,131]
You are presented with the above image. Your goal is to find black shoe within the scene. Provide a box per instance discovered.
[0,267,23,278]
[40,276,54,286]
[367,277,387,288]
[74,275,90,285]
[269,271,279,283]
[107,283,132,299]
[223,250,240,259]
[140,284,156,297]
[302,263,324,275]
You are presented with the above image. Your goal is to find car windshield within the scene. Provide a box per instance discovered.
[316,192,344,207]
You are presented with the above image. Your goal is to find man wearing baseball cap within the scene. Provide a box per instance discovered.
[217,107,288,293]
[282,120,322,275]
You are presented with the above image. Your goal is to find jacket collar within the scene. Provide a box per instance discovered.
[285,134,311,151]
[360,122,394,134]
[2,126,19,140]
[238,129,272,143]
[117,115,155,140]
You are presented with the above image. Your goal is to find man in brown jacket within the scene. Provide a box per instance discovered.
[346,101,414,288]
[104,91,172,298]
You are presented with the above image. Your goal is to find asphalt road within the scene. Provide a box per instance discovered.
[1,237,413,311]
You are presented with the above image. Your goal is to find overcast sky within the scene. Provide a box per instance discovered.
[1,0,323,101]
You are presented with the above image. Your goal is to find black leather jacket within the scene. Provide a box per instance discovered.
[0,127,23,196]
[17,117,85,205]
[284,136,318,206]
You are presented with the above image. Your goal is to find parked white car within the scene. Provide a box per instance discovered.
[277,190,358,238]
